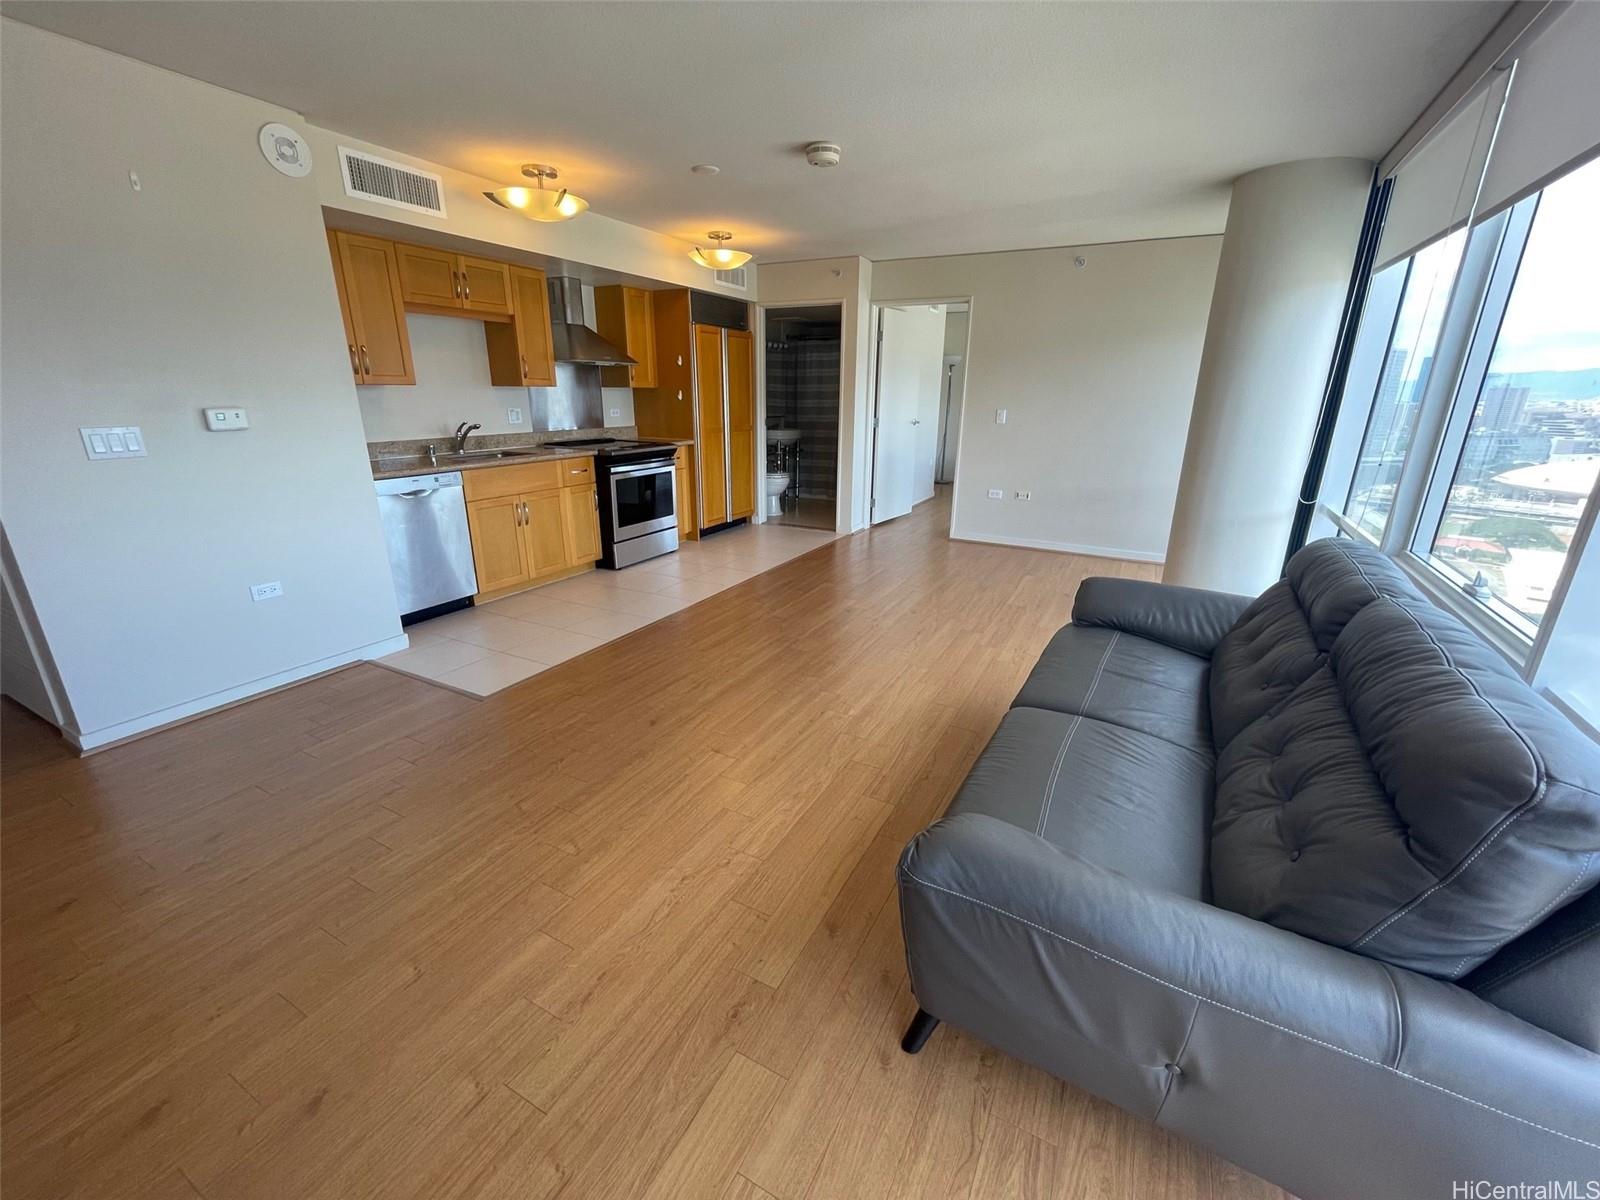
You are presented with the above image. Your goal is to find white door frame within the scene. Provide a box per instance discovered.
[866,297,974,538]
[755,300,847,531]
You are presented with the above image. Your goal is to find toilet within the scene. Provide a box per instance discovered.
[764,472,791,517]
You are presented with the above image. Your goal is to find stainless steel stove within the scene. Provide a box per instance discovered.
[557,439,681,567]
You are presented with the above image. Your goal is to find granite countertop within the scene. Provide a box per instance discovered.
[367,429,692,481]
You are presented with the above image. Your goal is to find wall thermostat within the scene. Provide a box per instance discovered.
[259,123,312,177]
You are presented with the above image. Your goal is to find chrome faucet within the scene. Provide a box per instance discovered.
[453,422,481,454]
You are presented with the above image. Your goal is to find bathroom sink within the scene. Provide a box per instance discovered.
[766,428,801,446]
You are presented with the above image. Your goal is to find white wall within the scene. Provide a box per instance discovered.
[356,314,634,444]
[0,20,405,747]
[872,237,1222,561]
[305,127,752,299]
[757,258,874,531]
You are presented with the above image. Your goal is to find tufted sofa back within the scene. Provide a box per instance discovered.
[1207,539,1600,980]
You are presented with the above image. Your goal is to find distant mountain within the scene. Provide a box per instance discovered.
[1488,368,1600,402]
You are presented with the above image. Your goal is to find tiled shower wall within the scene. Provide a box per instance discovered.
[767,332,840,498]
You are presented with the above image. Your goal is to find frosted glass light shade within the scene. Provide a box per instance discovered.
[484,186,588,221]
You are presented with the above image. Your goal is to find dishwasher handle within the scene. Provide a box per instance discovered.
[395,488,439,499]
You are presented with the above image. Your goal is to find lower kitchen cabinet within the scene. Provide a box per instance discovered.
[563,484,601,564]
[463,458,600,601]
[466,496,531,594]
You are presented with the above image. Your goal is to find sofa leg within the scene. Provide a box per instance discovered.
[900,1008,940,1054]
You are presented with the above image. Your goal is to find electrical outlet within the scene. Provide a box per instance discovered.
[987,488,1004,499]
[609,408,621,419]
[1015,490,1032,500]
[249,581,284,602]
[507,407,523,425]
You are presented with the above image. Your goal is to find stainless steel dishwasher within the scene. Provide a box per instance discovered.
[374,472,478,620]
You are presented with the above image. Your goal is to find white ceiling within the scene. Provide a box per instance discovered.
[3,0,1508,262]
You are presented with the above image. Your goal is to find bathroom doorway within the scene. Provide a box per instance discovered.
[762,304,842,530]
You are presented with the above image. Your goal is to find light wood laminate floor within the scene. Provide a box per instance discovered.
[1,494,1290,1200]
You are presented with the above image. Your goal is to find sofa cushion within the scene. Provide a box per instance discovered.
[1212,595,1600,978]
[1209,538,1423,751]
[947,705,1212,899]
[1013,624,1212,755]
[1462,885,1600,1053]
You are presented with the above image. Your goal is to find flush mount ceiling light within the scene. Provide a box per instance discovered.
[690,231,753,270]
[484,163,588,221]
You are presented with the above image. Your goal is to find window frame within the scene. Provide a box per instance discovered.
[1316,171,1598,692]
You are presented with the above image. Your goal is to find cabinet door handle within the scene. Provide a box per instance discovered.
[521,355,529,380]
[348,344,360,377]
[360,345,372,374]
[462,273,471,302]
[452,270,461,299]
[520,500,529,525]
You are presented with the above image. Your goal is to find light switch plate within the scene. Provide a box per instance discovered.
[995,408,1008,425]
[507,407,524,425]
[80,426,148,460]
[987,488,1004,499]
[204,408,249,431]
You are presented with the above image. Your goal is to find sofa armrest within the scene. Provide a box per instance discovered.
[898,813,1600,1194]
[1071,576,1253,659]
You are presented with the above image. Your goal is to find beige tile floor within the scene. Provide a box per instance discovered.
[375,521,840,696]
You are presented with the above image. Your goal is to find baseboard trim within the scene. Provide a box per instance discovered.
[949,532,1166,564]
[69,634,410,754]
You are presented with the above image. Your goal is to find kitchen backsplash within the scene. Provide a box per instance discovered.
[357,313,636,443]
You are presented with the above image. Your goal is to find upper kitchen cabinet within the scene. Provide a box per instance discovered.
[328,230,414,386]
[484,265,557,388]
[594,285,658,389]
[395,243,512,318]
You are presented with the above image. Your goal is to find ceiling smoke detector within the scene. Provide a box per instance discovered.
[803,141,841,168]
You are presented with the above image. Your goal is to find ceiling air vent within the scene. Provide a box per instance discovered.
[714,265,749,291]
[337,147,446,217]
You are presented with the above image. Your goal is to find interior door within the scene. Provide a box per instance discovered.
[726,329,755,519]
[694,324,728,528]
[871,306,945,523]
[336,232,414,385]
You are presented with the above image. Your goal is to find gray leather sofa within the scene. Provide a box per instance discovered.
[897,538,1600,1198]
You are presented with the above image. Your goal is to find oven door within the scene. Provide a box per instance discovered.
[609,460,677,539]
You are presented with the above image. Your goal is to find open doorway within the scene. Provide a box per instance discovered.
[762,304,842,530]
[869,302,969,525]
[937,304,968,484]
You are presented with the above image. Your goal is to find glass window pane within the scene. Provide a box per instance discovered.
[1426,156,1600,627]
[1345,230,1468,537]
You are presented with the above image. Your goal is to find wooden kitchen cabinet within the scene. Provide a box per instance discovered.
[563,484,601,564]
[727,328,755,520]
[328,230,414,385]
[466,496,531,594]
[485,266,557,388]
[397,244,513,317]
[694,323,729,528]
[675,446,696,540]
[525,491,569,578]
[594,285,658,389]
[463,458,599,601]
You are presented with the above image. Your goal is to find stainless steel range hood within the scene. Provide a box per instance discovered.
[548,276,635,366]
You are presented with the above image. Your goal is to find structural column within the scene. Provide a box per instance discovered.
[1164,158,1371,594]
